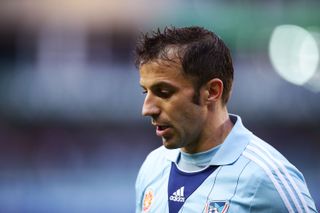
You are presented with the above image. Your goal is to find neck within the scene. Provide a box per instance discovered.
[181,107,233,154]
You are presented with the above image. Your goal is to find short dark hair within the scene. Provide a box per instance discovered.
[135,26,234,105]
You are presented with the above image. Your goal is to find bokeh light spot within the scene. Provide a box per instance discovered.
[269,25,319,86]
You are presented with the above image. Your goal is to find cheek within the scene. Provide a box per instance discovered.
[173,104,204,131]
[165,93,204,128]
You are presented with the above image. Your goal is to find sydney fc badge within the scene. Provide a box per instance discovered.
[205,200,229,213]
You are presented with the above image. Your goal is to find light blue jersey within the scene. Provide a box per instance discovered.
[135,115,317,213]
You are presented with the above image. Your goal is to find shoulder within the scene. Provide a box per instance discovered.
[142,146,174,168]
[136,146,177,185]
[240,135,317,212]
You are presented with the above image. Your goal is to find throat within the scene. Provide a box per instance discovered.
[177,145,221,172]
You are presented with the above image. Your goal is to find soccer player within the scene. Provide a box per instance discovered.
[134,26,317,213]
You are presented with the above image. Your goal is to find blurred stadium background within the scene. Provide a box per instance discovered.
[0,0,319,212]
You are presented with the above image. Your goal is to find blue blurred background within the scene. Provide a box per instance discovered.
[0,0,319,212]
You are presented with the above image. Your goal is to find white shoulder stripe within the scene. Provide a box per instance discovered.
[243,151,296,212]
[247,145,303,213]
[250,140,309,212]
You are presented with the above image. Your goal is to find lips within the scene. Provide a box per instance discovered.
[155,124,172,137]
[157,125,170,131]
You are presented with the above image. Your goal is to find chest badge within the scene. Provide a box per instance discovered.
[143,189,154,212]
[205,200,229,213]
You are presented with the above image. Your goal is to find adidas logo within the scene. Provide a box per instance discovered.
[169,186,185,202]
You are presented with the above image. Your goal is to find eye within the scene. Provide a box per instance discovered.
[155,88,173,99]
[142,90,147,95]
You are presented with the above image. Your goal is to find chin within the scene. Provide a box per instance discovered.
[162,137,181,149]
[163,144,178,149]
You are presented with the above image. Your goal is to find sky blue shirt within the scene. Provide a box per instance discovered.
[135,115,317,213]
[177,144,221,171]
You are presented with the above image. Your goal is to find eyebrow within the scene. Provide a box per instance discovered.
[140,81,178,91]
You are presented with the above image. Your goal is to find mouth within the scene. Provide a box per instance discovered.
[157,125,170,131]
[155,124,172,137]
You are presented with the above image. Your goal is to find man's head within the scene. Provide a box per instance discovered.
[136,26,234,153]
[135,26,234,105]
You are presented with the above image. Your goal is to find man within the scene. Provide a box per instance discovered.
[134,26,317,213]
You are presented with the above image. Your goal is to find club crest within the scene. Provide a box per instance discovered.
[205,200,229,213]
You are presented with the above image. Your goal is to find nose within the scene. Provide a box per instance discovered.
[142,93,161,117]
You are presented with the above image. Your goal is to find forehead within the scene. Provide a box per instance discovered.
[139,60,193,88]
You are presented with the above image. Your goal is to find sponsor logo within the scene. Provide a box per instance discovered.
[205,200,229,213]
[143,189,154,212]
[169,186,185,202]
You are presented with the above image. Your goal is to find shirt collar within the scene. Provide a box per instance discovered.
[164,114,252,165]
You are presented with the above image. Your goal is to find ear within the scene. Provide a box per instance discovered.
[204,78,223,103]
